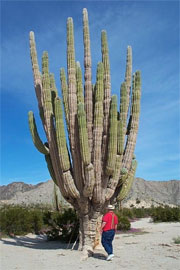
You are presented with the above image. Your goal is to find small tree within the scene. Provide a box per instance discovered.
[28,8,141,256]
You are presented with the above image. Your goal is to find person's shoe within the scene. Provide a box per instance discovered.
[106,254,114,261]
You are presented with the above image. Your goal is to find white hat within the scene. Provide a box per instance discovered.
[107,204,115,210]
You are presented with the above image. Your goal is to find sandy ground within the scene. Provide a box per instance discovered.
[0,218,180,270]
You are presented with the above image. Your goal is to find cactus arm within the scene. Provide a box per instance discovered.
[101,30,111,135]
[67,17,77,152]
[60,68,69,125]
[117,159,137,201]
[29,32,45,126]
[76,62,84,105]
[28,111,49,155]
[77,101,95,198]
[67,18,84,193]
[119,82,128,131]
[83,8,93,154]
[42,51,54,135]
[117,119,125,155]
[50,73,58,113]
[54,97,70,171]
[83,163,95,198]
[125,46,132,117]
[50,73,58,97]
[63,171,80,199]
[45,154,57,185]
[60,68,69,132]
[29,31,41,88]
[45,153,79,204]
[92,62,104,203]
[77,103,91,166]
[105,154,122,200]
[105,117,125,200]
[101,30,111,166]
[41,52,70,198]
[122,71,141,170]
[105,95,118,175]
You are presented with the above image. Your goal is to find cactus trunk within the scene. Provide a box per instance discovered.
[28,8,141,257]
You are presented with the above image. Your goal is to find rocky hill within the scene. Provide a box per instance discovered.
[0,180,69,208]
[0,178,179,208]
[122,178,180,208]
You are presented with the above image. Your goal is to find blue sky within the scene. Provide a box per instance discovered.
[1,0,180,185]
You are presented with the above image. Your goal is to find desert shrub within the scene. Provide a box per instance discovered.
[131,207,151,218]
[115,211,131,231]
[151,206,180,222]
[0,205,32,236]
[43,208,79,242]
[0,205,46,236]
[117,216,131,231]
[115,207,151,220]
[173,236,180,244]
[28,209,44,234]
[121,208,134,219]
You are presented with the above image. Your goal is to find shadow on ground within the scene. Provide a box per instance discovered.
[0,235,78,250]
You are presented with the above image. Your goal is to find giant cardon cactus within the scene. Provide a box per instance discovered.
[28,8,141,255]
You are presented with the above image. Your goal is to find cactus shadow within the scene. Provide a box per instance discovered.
[0,235,78,250]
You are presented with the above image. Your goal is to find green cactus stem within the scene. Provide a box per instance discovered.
[29,31,45,126]
[83,8,93,154]
[117,119,125,155]
[50,73,58,113]
[101,30,111,134]
[117,160,137,201]
[60,68,69,129]
[76,62,84,105]
[63,171,80,199]
[45,154,57,185]
[54,97,70,172]
[67,17,77,150]
[122,71,141,170]
[124,46,132,116]
[106,95,118,176]
[92,62,104,203]
[77,103,91,166]
[28,111,49,155]
[105,154,123,200]
[83,163,95,198]
[119,82,128,131]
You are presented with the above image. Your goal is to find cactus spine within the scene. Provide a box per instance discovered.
[28,8,141,255]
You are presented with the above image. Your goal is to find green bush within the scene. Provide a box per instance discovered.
[43,208,79,242]
[151,206,180,222]
[29,209,44,234]
[0,205,45,236]
[117,216,131,231]
[115,207,151,220]
[0,205,31,236]
[121,208,134,219]
[131,207,151,218]
[173,236,180,244]
[115,211,131,231]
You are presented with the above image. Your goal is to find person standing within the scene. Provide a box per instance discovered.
[101,204,118,261]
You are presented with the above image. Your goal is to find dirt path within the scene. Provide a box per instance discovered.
[1,218,180,270]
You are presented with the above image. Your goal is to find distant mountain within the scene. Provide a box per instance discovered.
[0,182,43,200]
[0,180,69,208]
[0,178,180,208]
[122,178,180,208]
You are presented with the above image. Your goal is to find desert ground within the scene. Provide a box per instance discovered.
[0,218,180,270]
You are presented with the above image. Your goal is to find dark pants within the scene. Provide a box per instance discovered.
[101,229,115,255]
